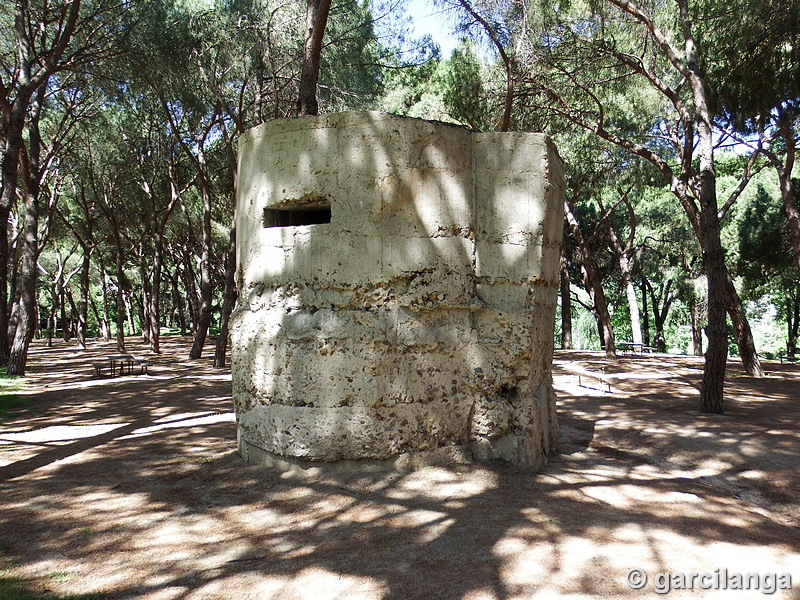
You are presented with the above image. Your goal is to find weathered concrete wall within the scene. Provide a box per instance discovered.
[231,111,563,471]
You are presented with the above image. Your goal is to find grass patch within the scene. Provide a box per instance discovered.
[159,327,189,337]
[0,577,103,599]
[0,374,25,421]
[0,544,103,599]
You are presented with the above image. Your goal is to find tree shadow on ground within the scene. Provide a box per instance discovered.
[0,343,798,599]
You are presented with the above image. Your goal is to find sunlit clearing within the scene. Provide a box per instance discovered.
[553,382,610,397]
[121,412,235,439]
[277,567,387,600]
[0,423,122,445]
[20,375,175,394]
[387,466,497,501]
[194,374,232,382]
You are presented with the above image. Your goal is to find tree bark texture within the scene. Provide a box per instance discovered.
[786,286,800,357]
[644,278,675,353]
[565,202,616,358]
[6,82,46,375]
[189,173,214,359]
[170,272,188,336]
[640,281,650,347]
[139,264,153,345]
[0,102,30,366]
[454,0,514,130]
[697,172,727,414]
[622,268,643,345]
[296,0,332,116]
[722,270,764,377]
[214,222,237,367]
[1,0,83,366]
[99,264,111,341]
[764,116,800,276]
[601,193,642,345]
[60,285,70,342]
[113,238,126,352]
[148,246,163,354]
[7,191,39,375]
[124,289,136,337]
[690,300,704,356]
[45,287,56,348]
[559,242,573,350]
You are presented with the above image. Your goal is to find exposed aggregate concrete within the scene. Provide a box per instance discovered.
[231,112,564,470]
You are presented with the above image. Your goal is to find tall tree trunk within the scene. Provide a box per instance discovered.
[722,270,764,376]
[7,189,37,373]
[764,114,800,276]
[787,285,800,357]
[75,250,90,348]
[213,118,240,368]
[60,285,70,342]
[565,202,616,358]
[0,202,11,365]
[620,259,642,345]
[114,252,126,352]
[690,299,704,356]
[65,290,80,346]
[697,172,727,414]
[124,289,136,337]
[453,0,515,130]
[600,191,641,345]
[7,189,39,375]
[559,242,573,350]
[139,262,151,345]
[99,263,112,341]
[586,265,616,357]
[146,176,181,354]
[214,222,237,368]
[189,175,214,359]
[170,271,187,336]
[680,0,728,412]
[297,0,332,116]
[0,101,30,366]
[148,250,162,354]
[640,280,650,347]
[652,316,667,353]
[45,290,55,348]
[6,84,46,376]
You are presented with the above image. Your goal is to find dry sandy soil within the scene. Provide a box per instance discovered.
[0,338,798,600]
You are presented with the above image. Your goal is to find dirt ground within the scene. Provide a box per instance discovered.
[0,339,798,600]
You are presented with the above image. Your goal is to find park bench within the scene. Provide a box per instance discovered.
[134,358,151,374]
[780,354,797,364]
[561,363,613,393]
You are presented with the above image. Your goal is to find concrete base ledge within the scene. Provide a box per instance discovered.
[238,435,473,477]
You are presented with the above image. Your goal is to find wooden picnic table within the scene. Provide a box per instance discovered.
[107,354,135,376]
[618,342,657,355]
[92,355,151,377]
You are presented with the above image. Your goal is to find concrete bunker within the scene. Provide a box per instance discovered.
[230,111,564,471]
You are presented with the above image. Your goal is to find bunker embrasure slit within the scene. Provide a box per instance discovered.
[264,204,331,228]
